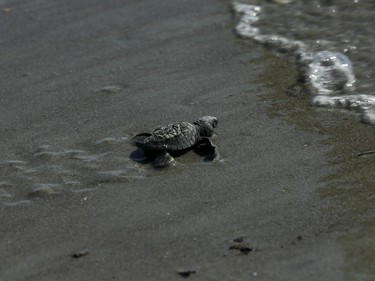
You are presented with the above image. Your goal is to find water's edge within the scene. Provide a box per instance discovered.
[260,46,375,280]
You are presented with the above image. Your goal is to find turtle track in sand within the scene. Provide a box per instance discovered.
[0,136,145,205]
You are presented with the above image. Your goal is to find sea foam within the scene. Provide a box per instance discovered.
[233,2,375,125]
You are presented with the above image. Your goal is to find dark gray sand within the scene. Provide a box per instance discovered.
[1,0,374,280]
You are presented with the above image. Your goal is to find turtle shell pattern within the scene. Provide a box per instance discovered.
[137,122,199,151]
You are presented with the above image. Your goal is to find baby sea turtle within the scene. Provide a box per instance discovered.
[134,116,220,168]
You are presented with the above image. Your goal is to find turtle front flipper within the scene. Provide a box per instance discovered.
[153,151,176,168]
[198,138,221,162]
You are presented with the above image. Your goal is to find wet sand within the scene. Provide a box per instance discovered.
[1,0,374,280]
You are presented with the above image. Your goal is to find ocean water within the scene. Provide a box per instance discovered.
[233,0,375,124]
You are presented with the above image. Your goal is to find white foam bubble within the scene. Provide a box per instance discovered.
[233,2,261,38]
[254,35,306,53]
[312,94,375,109]
[273,0,293,3]
[307,51,355,95]
[361,108,375,125]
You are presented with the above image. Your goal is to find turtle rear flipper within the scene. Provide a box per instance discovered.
[153,151,176,168]
[133,133,152,149]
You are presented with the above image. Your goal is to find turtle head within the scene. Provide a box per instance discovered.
[194,116,218,137]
